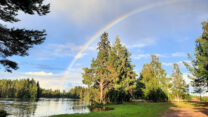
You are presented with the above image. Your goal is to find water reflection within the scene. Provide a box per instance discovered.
[0,98,90,117]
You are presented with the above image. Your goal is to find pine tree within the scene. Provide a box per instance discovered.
[0,0,50,72]
[184,21,208,93]
[171,63,187,101]
[82,34,136,104]
[82,32,111,104]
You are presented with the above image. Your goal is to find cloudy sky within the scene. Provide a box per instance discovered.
[1,0,208,91]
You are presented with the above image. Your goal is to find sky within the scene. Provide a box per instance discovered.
[0,0,208,93]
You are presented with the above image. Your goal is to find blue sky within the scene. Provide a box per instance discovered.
[0,0,208,92]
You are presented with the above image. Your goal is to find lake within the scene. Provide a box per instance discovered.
[0,98,90,117]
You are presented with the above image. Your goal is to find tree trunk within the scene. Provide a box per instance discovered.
[200,93,201,101]
[100,81,103,104]
[177,93,179,102]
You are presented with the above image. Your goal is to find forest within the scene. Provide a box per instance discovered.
[0,79,85,99]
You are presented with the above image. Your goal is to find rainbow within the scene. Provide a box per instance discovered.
[59,0,186,90]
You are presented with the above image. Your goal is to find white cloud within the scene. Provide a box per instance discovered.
[171,52,186,57]
[25,72,53,76]
[133,53,165,60]
[31,42,91,59]
[49,43,82,57]
[126,37,156,49]
[162,62,173,66]
[162,60,190,67]
[87,46,97,51]
[133,54,150,60]
[127,43,146,49]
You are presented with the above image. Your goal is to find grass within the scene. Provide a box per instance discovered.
[51,102,172,117]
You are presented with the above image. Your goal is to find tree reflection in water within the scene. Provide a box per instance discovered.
[0,98,90,117]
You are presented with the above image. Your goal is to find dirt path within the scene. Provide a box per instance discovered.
[161,106,208,117]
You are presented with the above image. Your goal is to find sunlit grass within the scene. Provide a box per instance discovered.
[51,102,172,117]
[173,101,208,109]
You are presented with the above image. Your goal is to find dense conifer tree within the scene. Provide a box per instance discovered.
[107,37,136,103]
[184,21,208,93]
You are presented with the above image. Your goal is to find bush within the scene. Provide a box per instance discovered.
[106,89,131,104]
[0,110,7,117]
[146,88,168,102]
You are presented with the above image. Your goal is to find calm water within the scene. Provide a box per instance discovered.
[0,98,90,117]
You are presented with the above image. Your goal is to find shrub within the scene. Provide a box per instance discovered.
[0,110,7,117]
[146,88,168,102]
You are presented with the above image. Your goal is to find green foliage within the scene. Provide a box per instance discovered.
[0,79,87,99]
[106,89,131,103]
[0,0,50,22]
[40,89,64,98]
[133,76,145,99]
[171,63,188,101]
[82,33,136,104]
[0,79,39,99]
[106,36,136,103]
[0,110,7,117]
[69,86,88,99]
[146,88,168,102]
[0,0,50,72]
[184,21,208,93]
[140,55,171,102]
[83,32,111,104]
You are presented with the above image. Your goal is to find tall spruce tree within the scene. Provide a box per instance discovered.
[134,74,145,99]
[171,63,187,101]
[141,55,170,102]
[107,37,136,103]
[0,0,50,72]
[184,21,208,93]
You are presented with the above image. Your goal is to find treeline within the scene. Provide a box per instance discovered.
[0,79,40,99]
[81,21,208,104]
[0,79,86,99]
[40,86,87,98]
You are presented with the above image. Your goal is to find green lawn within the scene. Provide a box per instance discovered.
[51,102,172,117]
